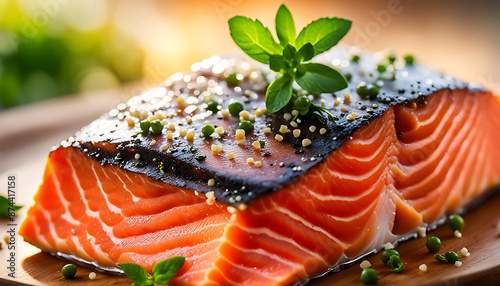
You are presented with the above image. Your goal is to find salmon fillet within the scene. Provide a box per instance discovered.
[19,49,500,285]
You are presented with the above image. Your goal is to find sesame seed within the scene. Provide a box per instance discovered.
[333,137,337,141]
[309,125,316,132]
[418,227,427,238]
[235,195,241,202]
[340,106,348,112]
[221,109,230,119]
[161,119,168,125]
[319,128,327,135]
[126,117,135,127]
[237,139,245,145]
[284,113,292,121]
[239,110,250,120]
[179,130,187,137]
[419,264,427,272]
[302,138,311,147]
[334,99,341,106]
[384,242,394,249]
[227,206,237,214]
[238,204,247,211]
[235,129,246,140]
[252,141,261,149]
[260,107,268,114]
[346,112,357,121]
[186,131,195,140]
[139,110,148,120]
[208,179,215,186]
[279,125,288,134]
[461,247,469,256]
[344,93,351,102]
[134,153,141,160]
[255,161,262,167]
[215,127,224,135]
[228,152,235,159]
[296,118,302,123]
[89,272,97,280]
[262,127,271,134]
[194,190,199,195]
[176,97,184,104]
[167,131,173,140]
[161,145,168,151]
[290,121,298,128]
[297,166,302,171]
[186,116,193,124]
[168,123,176,131]
[373,103,378,108]
[205,191,215,205]
[455,261,462,267]
[310,157,316,161]
[293,129,301,138]
[147,115,156,122]
[275,134,284,141]
[360,260,371,269]
[211,144,223,154]
[301,157,307,162]
[254,109,262,117]
[291,110,299,116]
[454,230,462,238]
[247,157,254,164]
[149,140,156,146]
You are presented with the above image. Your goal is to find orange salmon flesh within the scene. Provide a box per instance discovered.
[20,89,500,285]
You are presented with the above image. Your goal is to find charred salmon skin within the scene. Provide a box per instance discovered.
[19,48,500,285]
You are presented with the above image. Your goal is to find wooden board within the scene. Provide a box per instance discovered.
[0,91,499,285]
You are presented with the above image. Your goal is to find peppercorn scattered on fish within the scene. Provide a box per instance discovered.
[19,48,500,285]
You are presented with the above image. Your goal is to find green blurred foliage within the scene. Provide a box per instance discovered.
[0,1,144,109]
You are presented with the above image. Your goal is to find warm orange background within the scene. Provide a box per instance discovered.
[130,0,499,94]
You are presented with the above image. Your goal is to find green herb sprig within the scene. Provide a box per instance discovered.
[228,5,351,121]
[120,256,185,286]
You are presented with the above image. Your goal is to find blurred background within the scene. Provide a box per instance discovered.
[0,0,499,110]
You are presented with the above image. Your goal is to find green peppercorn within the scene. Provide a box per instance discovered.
[150,120,163,135]
[202,124,215,138]
[404,55,415,65]
[388,55,396,64]
[445,251,459,263]
[360,268,378,285]
[294,96,312,113]
[377,65,386,73]
[228,102,244,117]
[61,264,77,279]
[351,55,360,63]
[207,101,220,113]
[447,214,464,231]
[381,249,399,264]
[140,120,151,134]
[357,84,369,96]
[426,236,442,253]
[345,73,352,82]
[239,120,254,133]
[226,73,242,86]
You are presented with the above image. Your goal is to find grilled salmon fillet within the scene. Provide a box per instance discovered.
[19,49,500,285]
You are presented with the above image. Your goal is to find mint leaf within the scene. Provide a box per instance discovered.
[296,63,348,94]
[152,256,185,285]
[266,75,293,113]
[297,43,314,62]
[0,195,22,218]
[120,263,150,284]
[295,17,351,55]
[269,55,287,72]
[275,4,295,47]
[228,16,282,64]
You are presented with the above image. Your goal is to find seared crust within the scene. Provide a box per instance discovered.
[65,48,479,207]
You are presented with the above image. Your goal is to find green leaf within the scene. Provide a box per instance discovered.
[0,195,22,218]
[269,55,287,72]
[434,254,447,262]
[298,43,314,62]
[296,63,347,94]
[275,4,296,47]
[265,75,293,113]
[295,17,351,56]
[152,256,185,285]
[120,263,149,283]
[282,44,298,67]
[228,16,282,64]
